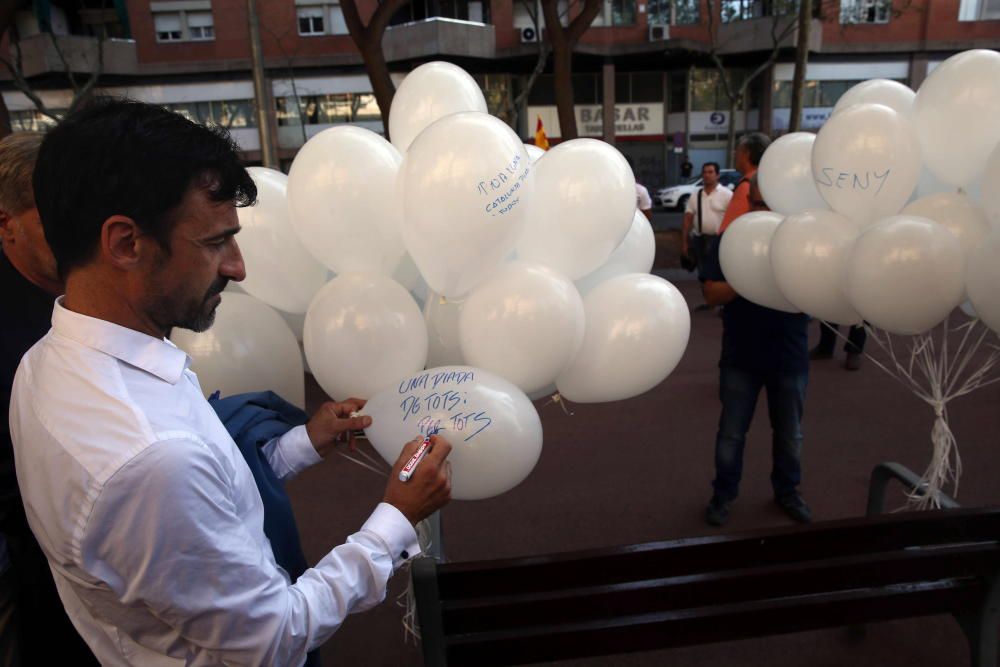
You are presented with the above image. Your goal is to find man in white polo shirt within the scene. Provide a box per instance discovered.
[10,99,452,666]
[681,162,733,284]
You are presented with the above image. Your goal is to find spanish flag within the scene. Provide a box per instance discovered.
[534,116,550,151]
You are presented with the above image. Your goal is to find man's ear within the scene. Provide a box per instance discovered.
[101,216,144,270]
[0,210,14,243]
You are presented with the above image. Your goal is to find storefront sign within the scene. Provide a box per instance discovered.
[527,104,664,138]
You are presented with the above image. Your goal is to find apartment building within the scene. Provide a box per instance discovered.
[2,0,998,189]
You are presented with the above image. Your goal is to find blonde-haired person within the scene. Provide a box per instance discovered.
[0,131,98,665]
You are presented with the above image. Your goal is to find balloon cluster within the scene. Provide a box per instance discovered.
[726,49,1000,337]
[175,61,691,500]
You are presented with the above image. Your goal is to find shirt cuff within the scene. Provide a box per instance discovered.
[361,503,421,570]
[272,425,322,478]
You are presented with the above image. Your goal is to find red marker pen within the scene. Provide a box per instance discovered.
[399,435,432,482]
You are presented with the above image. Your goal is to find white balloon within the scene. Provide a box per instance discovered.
[171,293,305,408]
[719,212,799,313]
[574,211,656,296]
[364,366,543,500]
[556,274,690,403]
[288,126,405,275]
[901,192,991,259]
[833,79,915,117]
[982,143,1000,230]
[424,294,465,368]
[393,253,429,309]
[771,209,864,324]
[913,49,1000,187]
[401,112,535,297]
[459,262,584,395]
[913,166,983,203]
[524,143,546,161]
[516,138,636,280]
[303,273,427,400]
[966,230,1000,334]
[812,103,921,225]
[757,133,828,216]
[388,61,488,153]
[236,168,328,314]
[845,215,965,335]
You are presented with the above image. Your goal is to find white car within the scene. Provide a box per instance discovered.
[655,169,742,210]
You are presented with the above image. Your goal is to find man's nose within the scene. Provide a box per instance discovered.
[222,240,246,282]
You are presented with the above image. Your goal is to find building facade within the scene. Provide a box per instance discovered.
[3,0,998,190]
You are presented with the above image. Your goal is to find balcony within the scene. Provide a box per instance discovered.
[383,17,496,61]
[715,16,822,54]
[1,33,138,80]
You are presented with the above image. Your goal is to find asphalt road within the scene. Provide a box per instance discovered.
[650,208,684,232]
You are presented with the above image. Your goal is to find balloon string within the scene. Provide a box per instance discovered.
[336,450,388,477]
[542,392,574,416]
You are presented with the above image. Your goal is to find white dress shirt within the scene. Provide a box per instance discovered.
[684,185,733,236]
[9,299,419,666]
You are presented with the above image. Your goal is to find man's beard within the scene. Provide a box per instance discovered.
[175,277,229,333]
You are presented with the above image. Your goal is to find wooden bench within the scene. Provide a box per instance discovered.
[412,463,1000,666]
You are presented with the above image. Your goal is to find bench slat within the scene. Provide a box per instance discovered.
[440,542,1000,634]
[437,509,1000,599]
[445,578,987,666]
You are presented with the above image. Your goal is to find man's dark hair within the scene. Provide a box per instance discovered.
[702,162,720,175]
[33,98,257,276]
[736,132,771,167]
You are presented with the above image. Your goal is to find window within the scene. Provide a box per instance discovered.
[298,7,325,34]
[283,93,383,125]
[154,12,182,41]
[959,0,1000,20]
[164,100,256,128]
[153,9,215,42]
[296,4,348,36]
[593,0,638,25]
[647,0,700,24]
[840,0,891,24]
[690,69,743,111]
[10,110,63,132]
[772,79,906,108]
[722,0,796,22]
[187,12,214,40]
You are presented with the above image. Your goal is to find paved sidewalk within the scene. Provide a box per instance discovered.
[288,281,1000,667]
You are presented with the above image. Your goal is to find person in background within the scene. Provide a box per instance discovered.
[627,156,654,221]
[718,133,771,235]
[700,134,813,528]
[11,99,452,665]
[0,132,98,666]
[681,155,694,180]
[682,162,733,300]
[636,182,653,221]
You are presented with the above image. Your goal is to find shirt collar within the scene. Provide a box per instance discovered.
[51,297,191,385]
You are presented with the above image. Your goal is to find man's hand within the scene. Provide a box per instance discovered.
[383,435,452,525]
[305,399,371,458]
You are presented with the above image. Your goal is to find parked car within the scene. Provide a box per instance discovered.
[654,169,742,210]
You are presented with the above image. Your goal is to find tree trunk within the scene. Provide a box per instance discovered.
[788,0,812,132]
[552,46,577,140]
[359,39,397,136]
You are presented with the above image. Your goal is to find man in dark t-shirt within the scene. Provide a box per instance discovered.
[700,196,812,528]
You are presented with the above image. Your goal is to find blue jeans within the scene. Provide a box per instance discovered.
[712,366,807,501]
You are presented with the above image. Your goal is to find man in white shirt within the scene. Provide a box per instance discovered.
[681,162,733,277]
[10,99,452,666]
[636,183,653,221]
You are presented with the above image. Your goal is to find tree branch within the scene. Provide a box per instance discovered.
[369,0,410,39]
[566,0,602,44]
[0,27,61,122]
